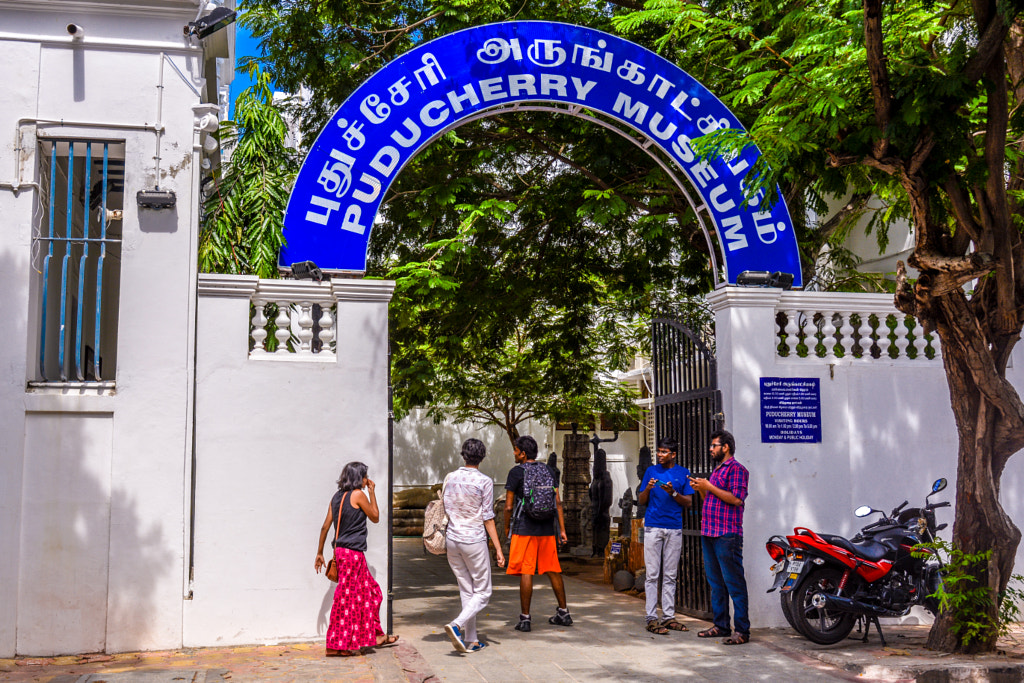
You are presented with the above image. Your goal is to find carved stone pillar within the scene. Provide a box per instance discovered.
[561,433,591,548]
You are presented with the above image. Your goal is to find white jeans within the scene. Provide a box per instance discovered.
[644,526,683,622]
[446,537,493,643]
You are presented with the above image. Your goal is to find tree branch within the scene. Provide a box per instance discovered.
[964,10,1015,82]
[864,0,894,158]
[943,177,983,244]
[816,193,871,240]
[910,251,996,299]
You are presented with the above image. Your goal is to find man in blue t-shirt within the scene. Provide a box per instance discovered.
[638,437,694,634]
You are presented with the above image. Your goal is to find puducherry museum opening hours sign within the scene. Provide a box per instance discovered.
[282,22,803,287]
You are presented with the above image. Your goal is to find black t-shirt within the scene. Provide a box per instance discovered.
[505,462,560,537]
[331,489,368,552]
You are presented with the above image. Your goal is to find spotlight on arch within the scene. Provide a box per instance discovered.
[736,271,794,290]
[291,260,325,282]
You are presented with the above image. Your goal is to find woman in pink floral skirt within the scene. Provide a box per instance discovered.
[315,461,399,656]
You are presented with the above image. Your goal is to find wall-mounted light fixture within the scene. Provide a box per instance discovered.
[183,7,237,40]
[736,270,794,289]
[137,189,177,210]
[291,261,325,282]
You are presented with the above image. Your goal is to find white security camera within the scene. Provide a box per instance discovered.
[67,24,84,40]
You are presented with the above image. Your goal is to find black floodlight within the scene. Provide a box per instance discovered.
[769,271,795,290]
[291,261,325,282]
[736,270,772,286]
[136,189,176,209]
[184,6,237,40]
[736,270,794,290]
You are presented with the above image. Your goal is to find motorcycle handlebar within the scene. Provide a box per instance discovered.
[891,500,909,516]
[928,501,951,509]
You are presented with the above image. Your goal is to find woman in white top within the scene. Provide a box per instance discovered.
[443,438,506,653]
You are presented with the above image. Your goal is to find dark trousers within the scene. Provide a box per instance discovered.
[701,533,750,635]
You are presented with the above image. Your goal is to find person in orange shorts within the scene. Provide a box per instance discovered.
[503,435,572,632]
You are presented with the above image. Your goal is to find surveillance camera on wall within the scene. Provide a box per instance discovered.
[67,24,84,40]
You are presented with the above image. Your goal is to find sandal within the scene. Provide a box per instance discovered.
[697,626,730,638]
[375,634,400,648]
[326,649,360,657]
[646,621,670,635]
[662,619,689,632]
[723,633,749,645]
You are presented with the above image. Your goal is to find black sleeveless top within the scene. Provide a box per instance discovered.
[331,489,368,552]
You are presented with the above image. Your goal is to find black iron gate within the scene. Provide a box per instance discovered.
[652,317,723,619]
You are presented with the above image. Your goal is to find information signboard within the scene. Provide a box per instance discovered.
[760,377,821,443]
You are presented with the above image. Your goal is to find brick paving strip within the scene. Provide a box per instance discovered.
[0,641,414,683]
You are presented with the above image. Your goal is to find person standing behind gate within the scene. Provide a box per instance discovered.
[443,438,506,653]
[638,437,694,634]
[503,435,572,632]
[689,429,750,645]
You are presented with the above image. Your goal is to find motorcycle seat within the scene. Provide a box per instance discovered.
[820,534,889,562]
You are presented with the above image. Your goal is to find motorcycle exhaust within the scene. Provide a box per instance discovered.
[816,593,906,618]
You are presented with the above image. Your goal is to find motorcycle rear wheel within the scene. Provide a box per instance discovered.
[792,567,856,644]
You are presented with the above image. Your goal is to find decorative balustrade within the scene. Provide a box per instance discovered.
[775,292,941,362]
[249,281,336,359]
[197,274,396,362]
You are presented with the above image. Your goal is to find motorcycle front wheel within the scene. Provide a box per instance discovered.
[792,567,856,644]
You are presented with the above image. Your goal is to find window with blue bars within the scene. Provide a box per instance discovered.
[32,139,125,384]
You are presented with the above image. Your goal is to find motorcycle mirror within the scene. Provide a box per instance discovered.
[926,477,948,504]
[854,505,874,517]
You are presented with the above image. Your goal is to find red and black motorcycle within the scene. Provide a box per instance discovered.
[765,478,950,645]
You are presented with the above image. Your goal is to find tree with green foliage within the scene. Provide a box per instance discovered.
[199,64,300,278]
[615,0,1024,653]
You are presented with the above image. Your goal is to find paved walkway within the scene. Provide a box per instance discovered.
[392,539,851,682]
[5,538,1024,682]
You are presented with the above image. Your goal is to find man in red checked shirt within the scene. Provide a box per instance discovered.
[688,429,750,645]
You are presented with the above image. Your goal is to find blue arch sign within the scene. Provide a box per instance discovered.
[283,21,803,287]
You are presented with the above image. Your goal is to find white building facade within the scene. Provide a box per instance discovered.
[0,0,394,658]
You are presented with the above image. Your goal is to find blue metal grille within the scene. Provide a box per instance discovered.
[36,139,124,383]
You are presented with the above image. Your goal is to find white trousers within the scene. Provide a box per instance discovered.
[446,537,493,643]
[644,526,683,622]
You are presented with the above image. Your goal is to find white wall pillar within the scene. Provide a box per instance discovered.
[185,275,394,647]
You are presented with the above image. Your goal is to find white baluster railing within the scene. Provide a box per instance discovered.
[249,280,337,360]
[775,292,941,363]
[198,274,394,362]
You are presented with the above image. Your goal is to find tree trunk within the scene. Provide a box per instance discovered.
[925,295,1023,652]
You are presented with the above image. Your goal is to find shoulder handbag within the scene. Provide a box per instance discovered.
[325,491,349,582]
[422,474,452,555]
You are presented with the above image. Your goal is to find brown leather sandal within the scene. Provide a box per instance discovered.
[723,633,749,645]
[662,619,689,632]
[646,621,670,635]
[697,626,730,638]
